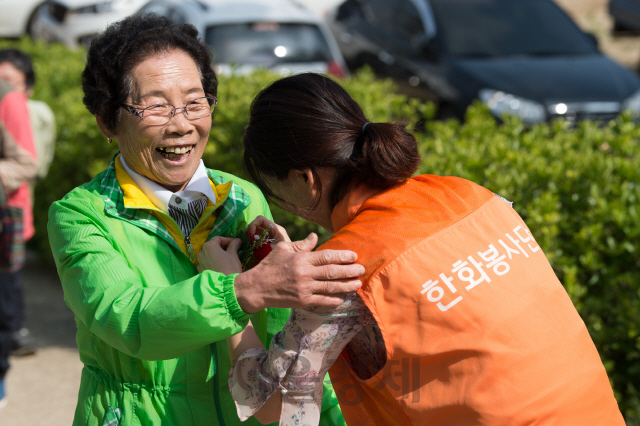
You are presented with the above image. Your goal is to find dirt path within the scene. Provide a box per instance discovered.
[0,255,82,426]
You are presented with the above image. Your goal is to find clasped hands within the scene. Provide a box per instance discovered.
[197,216,364,313]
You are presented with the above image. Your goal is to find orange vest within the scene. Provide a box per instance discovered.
[322,176,624,426]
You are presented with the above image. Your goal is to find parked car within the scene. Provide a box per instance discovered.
[32,0,150,48]
[329,0,640,123]
[610,0,640,32]
[0,0,47,38]
[136,0,348,78]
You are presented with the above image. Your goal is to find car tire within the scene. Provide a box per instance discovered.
[612,19,634,34]
[26,3,44,40]
[436,103,460,121]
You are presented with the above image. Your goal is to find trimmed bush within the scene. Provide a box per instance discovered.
[1,38,638,422]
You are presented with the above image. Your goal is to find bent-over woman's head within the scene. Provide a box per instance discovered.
[243,73,421,225]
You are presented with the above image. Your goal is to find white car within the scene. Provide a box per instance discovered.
[0,0,47,38]
[32,0,149,48]
[138,0,349,78]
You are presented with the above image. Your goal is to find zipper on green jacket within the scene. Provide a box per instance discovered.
[211,342,226,426]
[184,235,196,262]
[112,203,214,264]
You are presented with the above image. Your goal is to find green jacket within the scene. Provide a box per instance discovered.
[48,156,345,426]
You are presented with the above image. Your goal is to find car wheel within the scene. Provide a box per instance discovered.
[26,3,45,40]
[612,19,633,34]
[436,103,459,121]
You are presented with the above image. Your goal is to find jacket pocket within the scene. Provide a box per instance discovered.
[102,406,122,426]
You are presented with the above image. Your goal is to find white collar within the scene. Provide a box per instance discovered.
[120,155,217,214]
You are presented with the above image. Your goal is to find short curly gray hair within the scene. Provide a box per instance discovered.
[82,13,217,132]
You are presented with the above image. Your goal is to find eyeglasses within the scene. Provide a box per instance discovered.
[121,96,217,126]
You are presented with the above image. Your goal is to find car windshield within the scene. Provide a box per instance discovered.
[205,22,333,65]
[429,0,598,57]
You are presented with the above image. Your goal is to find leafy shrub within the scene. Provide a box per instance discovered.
[1,38,638,422]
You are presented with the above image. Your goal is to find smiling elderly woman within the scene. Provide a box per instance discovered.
[47,14,362,426]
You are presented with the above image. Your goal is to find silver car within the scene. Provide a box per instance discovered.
[138,0,348,78]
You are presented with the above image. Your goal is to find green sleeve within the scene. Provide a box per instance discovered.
[48,198,252,361]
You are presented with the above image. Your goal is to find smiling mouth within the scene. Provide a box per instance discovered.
[156,145,195,159]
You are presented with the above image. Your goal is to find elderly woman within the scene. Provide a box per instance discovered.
[47,15,363,426]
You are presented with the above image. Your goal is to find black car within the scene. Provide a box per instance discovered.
[610,0,640,32]
[329,0,640,123]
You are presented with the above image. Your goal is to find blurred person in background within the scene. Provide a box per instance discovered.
[0,48,57,359]
[0,65,38,409]
[0,49,57,182]
[48,14,360,426]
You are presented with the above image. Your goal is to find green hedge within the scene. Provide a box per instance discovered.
[2,38,639,422]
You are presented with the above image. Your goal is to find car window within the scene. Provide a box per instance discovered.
[429,0,598,57]
[364,0,426,48]
[204,23,333,65]
[364,0,393,32]
[393,0,426,42]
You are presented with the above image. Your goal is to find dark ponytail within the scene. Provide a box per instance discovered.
[243,73,420,210]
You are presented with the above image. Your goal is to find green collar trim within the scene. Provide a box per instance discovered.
[97,153,251,246]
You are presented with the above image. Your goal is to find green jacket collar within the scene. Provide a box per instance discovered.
[97,153,251,248]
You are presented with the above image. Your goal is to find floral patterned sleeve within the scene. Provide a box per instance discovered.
[228,292,374,426]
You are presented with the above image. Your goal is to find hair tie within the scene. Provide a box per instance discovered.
[350,122,370,159]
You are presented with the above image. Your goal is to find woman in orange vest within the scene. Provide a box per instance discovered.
[200,73,624,426]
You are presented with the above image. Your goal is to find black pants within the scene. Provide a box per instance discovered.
[0,270,23,380]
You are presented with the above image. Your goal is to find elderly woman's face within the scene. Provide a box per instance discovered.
[115,50,211,191]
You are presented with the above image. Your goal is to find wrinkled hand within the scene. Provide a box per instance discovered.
[246,215,291,245]
[197,236,243,275]
[234,233,364,313]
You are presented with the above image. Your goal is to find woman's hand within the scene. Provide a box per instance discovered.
[234,233,364,313]
[197,236,243,275]
[246,215,291,245]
